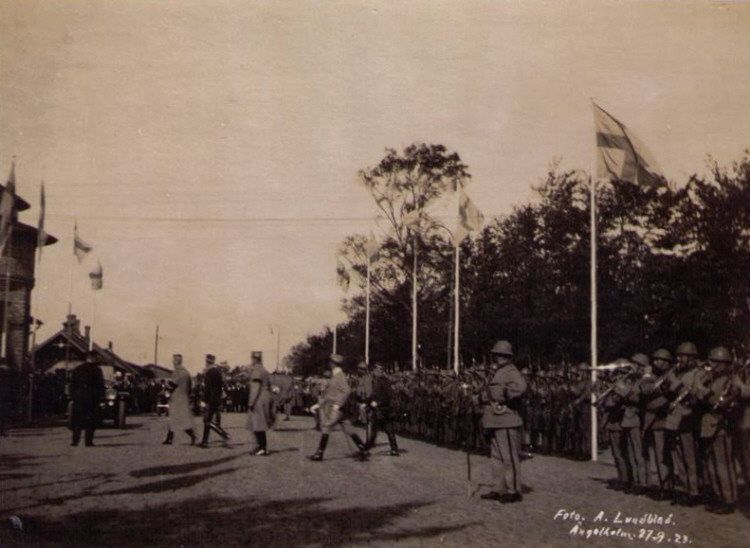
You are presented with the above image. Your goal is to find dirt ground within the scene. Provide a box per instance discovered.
[1,414,748,548]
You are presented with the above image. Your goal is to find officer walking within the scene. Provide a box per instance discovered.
[309,354,368,461]
[162,354,196,445]
[478,340,528,503]
[246,351,274,456]
[363,362,400,456]
[198,354,230,448]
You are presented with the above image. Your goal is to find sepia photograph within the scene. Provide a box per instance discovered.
[1,1,749,547]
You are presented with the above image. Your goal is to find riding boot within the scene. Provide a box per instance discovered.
[310,434,328,461]
[71,428,82,446]
[256,431,267,451]
[350,433,367,452]
[199,424,210,447]
[163,430,174,445]
[185,429,196,445]
[84,428,95,447]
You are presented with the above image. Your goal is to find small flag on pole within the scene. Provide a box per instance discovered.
[74,222,93,263]
[364,230,380,263]
[37,181,47,256]
[455,188,484,243]
[89,261,103,290]
[336,257,351,294]
[0,164,17,255]
[593,102,663,186]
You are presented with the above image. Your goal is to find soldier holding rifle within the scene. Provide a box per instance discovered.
[662,342,702,506]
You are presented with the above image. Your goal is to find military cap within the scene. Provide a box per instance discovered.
[205,354,216,364]
[357,361,369,370]
[329,354,345,366]
[251,351,263,361]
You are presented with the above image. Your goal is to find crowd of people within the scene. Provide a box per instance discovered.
[58,340,750,514]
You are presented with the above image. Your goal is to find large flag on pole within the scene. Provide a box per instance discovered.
[593,102,663,186]
[74,222,93,263]
[37,181,47,256]
[0,164,17,255]
[455,188,484,243]
[89,261,103,290]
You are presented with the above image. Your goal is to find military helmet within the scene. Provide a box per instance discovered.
[651,348,673,362]
[708,346,732,364]
[490,340,513,356]
[675,341,698,357]
[630,353,650,368]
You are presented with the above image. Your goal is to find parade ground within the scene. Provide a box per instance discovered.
[1,414,748,548]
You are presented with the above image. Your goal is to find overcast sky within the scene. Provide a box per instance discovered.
[1,0,749,374]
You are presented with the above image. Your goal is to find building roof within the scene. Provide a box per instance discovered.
[33,315,142,376]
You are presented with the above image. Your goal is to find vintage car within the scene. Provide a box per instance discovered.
[100,385,129,428]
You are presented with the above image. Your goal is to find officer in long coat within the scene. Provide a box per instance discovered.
[246,351,274,455]
[162,354,196,445]
[478,340,528,503]
[69,352,105,447]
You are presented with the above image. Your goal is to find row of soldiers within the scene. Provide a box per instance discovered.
[366,364,592,459]
[347,343,750,514]
[597,343,750,515]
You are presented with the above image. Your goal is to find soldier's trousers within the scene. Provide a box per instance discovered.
[644,429,670,490]
[624,427,647,487]
[739,428,750,495]
[703,428,737,505]
[488,427,522,495]
[608,429,630,486]
[668,430,699,497]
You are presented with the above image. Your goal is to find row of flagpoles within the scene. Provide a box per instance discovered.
[0,163,104,363]
[336,185,485,374]
[333,102,665,462]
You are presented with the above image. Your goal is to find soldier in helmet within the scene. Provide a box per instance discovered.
[691,346,737,513]
[477,340,528,503]
[640,348,675,499]
[614,354,649,494]
[662,342,702,505]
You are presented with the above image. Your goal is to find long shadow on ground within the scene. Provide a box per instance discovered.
[130,454,244,478]
[6,495,475,548]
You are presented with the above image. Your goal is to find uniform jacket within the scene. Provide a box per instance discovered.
[664,367,701,431]
[614,376,641,429]
[480,363,527,429]
[203,366,224,405]
[640,370,670,430]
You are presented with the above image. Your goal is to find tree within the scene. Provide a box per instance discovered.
[337,143,472,366]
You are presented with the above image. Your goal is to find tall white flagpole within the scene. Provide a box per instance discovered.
[590,175,599,462]
[365,256,371,364]
[89,289,97,352]
[453,240,460,374]
[412,234,418,371]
